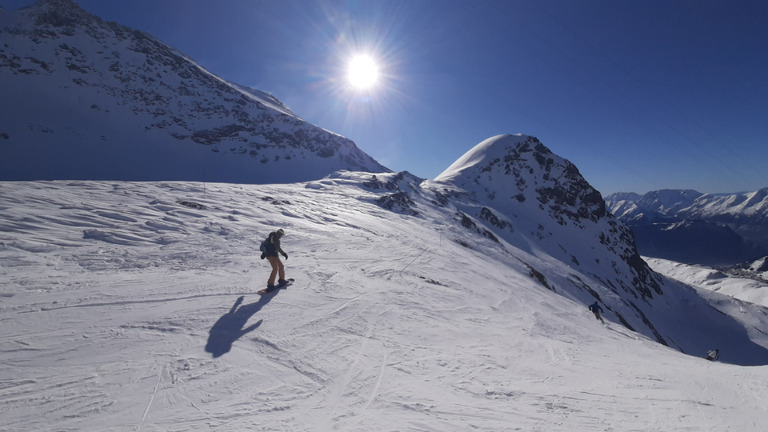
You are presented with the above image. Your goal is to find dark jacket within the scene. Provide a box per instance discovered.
[264,231,285,257]
[589,302,603,313]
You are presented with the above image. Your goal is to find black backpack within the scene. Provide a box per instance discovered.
[259,233,274,253]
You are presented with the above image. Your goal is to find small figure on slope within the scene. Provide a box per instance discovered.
[706,349,720,361]
[258,228,289,294]
[588,301,604,323]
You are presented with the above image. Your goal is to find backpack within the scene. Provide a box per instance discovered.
[260,232,276,253]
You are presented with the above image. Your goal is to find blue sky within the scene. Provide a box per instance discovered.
[3,0,766,194]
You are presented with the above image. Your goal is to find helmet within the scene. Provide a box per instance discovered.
[277,229,285,236]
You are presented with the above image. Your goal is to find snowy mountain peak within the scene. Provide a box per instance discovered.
[435,134,606,228]
[606,188,768,265]
[429,134,691,346]
[435,134,536,183]
[639,189,703,214]
[751,256,768,273]
[0,0,388,182]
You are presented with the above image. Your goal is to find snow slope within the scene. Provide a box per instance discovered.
[647,257,768,308]
[2,179,768,431]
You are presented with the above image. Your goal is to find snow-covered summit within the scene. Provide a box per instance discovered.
[605,187,768,265]
[425,134,768,363]
[751,256,768,274]
[641,189,704,214]
[435,133,537,183]
[435,134,606,228]
[433,134,615,274]
[0,0,388,182]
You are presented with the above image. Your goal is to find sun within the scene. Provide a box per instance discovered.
[347,54,379,90]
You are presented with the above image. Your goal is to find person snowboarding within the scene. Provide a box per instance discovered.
[588,301,604,323]
[259,229,289,294]
[706,349,719,361]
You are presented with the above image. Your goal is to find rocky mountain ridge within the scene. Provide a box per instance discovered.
[605,188,768,266]
[0,0,388,182]
[427,135,673,346]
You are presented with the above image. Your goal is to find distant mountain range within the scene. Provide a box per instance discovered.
[605,189,768,266]
[0,0,388,182]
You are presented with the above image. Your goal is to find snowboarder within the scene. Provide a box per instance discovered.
[588,301,604,323]
[259,229,289,293]
[706,349,719,361]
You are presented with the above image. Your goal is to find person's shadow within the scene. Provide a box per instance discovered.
[205,293,276,358]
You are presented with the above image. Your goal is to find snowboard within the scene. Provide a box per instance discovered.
[257,278,294,295]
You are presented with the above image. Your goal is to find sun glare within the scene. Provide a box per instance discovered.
[347,54,379,90]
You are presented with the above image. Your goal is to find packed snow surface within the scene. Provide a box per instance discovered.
[2,180,768,431]
[647,257,768,308]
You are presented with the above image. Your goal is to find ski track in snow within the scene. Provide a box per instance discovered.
[1,181,768,431]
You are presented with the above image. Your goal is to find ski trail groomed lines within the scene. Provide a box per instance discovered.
[137,363,165,432]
